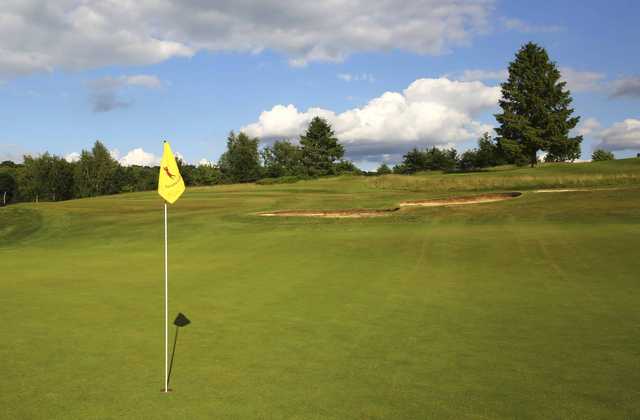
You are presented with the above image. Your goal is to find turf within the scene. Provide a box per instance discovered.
[1,159,640,419]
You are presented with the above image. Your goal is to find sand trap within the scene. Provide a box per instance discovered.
[258,192,521,218]
[399,192,521,207]
[259,208,398,218]
[534,188,591,193]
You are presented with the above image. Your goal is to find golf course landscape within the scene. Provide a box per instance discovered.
[1,159,639,419]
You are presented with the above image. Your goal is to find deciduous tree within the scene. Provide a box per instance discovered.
[591,149,614,161]
[219,131,262,183]
[261,140,303,178]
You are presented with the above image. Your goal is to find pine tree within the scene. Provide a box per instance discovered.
[300,117,344,176]
[495,42,582,166]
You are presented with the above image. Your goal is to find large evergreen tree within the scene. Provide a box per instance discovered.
[495,42,582,166]
[300,117,344,176]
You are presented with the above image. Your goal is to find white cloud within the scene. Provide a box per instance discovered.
[502,18,564,33]
[572,117,640,152]
[242,77,500,160]
[198,158,213,166]
[65,152,80,162]
[575,117,602,137]
[64,147,181,166]
[119,148,160,166]
[610,76,640,98]
[560,67,606,93]
[596,119,640,151]
[338,73,375,83]
[123,75,162,88]
[0,1,494,77]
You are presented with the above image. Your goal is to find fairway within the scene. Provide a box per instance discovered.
[2,161,640,419]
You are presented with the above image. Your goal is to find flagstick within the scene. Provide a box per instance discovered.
[164,202,169,392]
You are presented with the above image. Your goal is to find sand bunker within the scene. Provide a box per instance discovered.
[259,208,398,218]
[534,188,591,193]
[258,192,521,218]
[399,192,521,207]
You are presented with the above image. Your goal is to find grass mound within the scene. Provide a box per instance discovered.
[0,207,43,246]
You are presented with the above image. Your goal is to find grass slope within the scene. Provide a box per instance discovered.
[1,160,640,419]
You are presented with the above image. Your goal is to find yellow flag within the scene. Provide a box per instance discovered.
[158,141,185,204]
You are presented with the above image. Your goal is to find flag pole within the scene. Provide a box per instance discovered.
[159,140,184,392]
[164,201,169,392]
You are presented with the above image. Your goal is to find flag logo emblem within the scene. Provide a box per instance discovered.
[163,166,176,179]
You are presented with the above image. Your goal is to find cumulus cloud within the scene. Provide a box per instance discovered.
[0,0,494,77]
[580,117,640,151]
[242,77,500,160]
[502,18,564,33]
[118,148,160,166]
[63,147,166,166]
[0,1,192,78]
[64,152,80,163]
[198,158,214,166]
[596,119,640,151]
[87,74,161,112]
[338,73,375,83]
[109,149,120,160]
[575,117,602,137]
[610,76,640,98]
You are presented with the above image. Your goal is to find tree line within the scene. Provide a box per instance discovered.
[0,42,618,207]
[0,116,357,206]
[0,141,229,205]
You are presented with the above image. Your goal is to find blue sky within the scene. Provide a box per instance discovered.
[1,0,639,169]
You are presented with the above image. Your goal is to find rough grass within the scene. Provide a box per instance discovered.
[369,158,640,193]
[1,160,640,419]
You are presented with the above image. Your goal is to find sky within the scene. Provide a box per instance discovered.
[1,0,639,170]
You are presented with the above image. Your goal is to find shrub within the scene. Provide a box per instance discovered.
[591,149,614,161]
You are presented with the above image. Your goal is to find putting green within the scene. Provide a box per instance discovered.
[1,160,640,419]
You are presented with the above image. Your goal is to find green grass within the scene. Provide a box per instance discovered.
[1,160,640,419]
